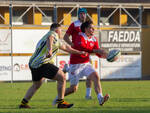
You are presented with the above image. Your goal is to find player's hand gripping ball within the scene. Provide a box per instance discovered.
[107,49,121,62]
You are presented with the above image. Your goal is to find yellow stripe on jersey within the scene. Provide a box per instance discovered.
[29,31,60,68]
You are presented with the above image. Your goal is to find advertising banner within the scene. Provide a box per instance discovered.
[0,29,11,53]
[100,55,141,79]
[13,56,32,81]
[0,56,11,81]
[100,30,141,52]
[12,29,49,53]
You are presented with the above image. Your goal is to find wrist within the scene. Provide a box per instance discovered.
[93,49,97,53]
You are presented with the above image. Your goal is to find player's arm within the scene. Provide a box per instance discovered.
[92,38,108,58]
[59,44,87,55]
[63,23,74,46]
[93,49,108,59]
[46,35,54,57]
[63,33,73,46]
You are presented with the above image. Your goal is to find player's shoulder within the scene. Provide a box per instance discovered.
[79,32,86,39]
[73,20,82,27]
[50,31,57,36]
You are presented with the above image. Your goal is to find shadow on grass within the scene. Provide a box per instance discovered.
[0,108,150,113]
[111,98,150,102]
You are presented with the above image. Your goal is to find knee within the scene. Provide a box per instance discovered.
[90,72,100,81]
[95,73,100,80]
[58,71,66,82]
[60,74,66,82]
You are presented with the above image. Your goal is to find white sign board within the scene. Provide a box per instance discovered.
[12,29,49,53]
[13,56,32,81]
[0,56,11,81]
[101,30,141,52]
[0,29,11,53]
[100,55,141,79]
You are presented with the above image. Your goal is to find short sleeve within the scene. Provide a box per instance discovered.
[66,23,74,35]
[92,37,102,58]
[50,31,56,37]
[58,39,64,47]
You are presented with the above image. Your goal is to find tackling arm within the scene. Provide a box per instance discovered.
[60,44,86,55]
[63,33,73,46]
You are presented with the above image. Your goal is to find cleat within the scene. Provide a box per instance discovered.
[57,101,74,109]
[19,104,31,109]
[85,96,92,100]
[99,94,110,106]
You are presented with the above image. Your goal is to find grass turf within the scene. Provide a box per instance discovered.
[0,80,150,113]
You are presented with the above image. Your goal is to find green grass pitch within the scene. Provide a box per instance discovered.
[0,80,150,113]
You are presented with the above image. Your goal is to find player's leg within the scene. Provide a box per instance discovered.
[53,70,66,100]
[85,56,93,99]
[62,63,79,96]
[87,71,109,106]
[42,63,73,108]
[52,64,80,106]
[19,65,46,109]
[52,75,79,106]
[64,63,80,96]
[85,78,92,99]
[65,84,78,96]
[52,69,74,108]
[19,78,45,108]
[52,84,78,106]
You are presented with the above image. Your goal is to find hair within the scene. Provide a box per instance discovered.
[78,8,87,16]
[50,23,61,31]
[81,20,93,33]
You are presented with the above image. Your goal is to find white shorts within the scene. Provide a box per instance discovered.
[69,63,95,85]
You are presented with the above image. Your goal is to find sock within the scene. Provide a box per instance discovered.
[56,99,64,104]
[86,88,91,97]
[97,93,103,100]
[21,98,28,105]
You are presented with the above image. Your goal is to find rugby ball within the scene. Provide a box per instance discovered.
[107,49,121,62]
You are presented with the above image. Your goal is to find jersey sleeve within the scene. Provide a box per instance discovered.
[93,37,102,58]
[66,23,74,36]
[58,39,64,48]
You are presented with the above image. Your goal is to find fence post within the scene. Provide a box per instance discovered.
[9,3,13,83]
[53,4,57,23]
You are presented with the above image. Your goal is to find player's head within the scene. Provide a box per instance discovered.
[50,23,61,37]
[81,20,94,37]
[78,8,87,23]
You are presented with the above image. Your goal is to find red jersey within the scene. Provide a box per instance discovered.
[70,33,102,64]
[66,20,82,44]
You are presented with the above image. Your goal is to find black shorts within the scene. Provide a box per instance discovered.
[30,63,59,81]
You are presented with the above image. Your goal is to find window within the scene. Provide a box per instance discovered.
[42,10,53,25]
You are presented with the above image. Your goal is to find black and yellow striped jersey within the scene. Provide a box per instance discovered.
[29,31,61,68]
